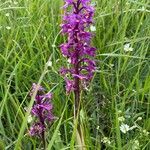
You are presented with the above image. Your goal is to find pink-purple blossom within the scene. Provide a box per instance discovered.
[29,83,54,137]
[60,0,96,93]
[29,123,45,136]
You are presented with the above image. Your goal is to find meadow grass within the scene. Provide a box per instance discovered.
[0,0,150,149]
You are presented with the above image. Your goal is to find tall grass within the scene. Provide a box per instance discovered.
[0,0,150,149]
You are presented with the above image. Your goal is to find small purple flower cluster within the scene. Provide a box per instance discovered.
[60,0,96,93]
[29,83,54,137]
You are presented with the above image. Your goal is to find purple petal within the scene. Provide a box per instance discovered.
[30,83,45,96]
[41,92,53,100]
[65,79,75,94]
[72,74,87,80]
[60,43,70,57]
[39,104,53,111]
[29,123,45,137]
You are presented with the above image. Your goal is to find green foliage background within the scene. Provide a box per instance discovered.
[0,0,150,149]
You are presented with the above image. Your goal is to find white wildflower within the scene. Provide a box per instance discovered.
[110,64,114,68]
[132,89,136,92]
[118,110,122,114]
[137,117,142,121]
[67,58,71,63]
[46,60,52,67]
[90,25,96,31]
[124,43,133,52]
[141,6,145,11]
[52,44,56,48]
[6,26,11,30]
[120,123,130,133]
[14,1,18,5]
[27,115,33,123]
[125,114,131,119]
[132,140,139,150]
[143,129,149,136]
[101,137,111,145]
[8,0,13,3]
[118,116,125,122]
[5,13,10,17]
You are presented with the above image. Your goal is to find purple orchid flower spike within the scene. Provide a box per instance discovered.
[29,83,55,149]
[60,0,96,115]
